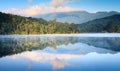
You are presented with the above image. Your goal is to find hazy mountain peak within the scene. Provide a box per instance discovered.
[34,11,119,24]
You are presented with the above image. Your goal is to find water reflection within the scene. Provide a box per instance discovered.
[0,35,120,71]
[0,36,78,57]
[0,35,120,57]
[0,51,120,71]
[11,51,82,70]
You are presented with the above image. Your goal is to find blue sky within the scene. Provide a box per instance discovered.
[0,0,120,16]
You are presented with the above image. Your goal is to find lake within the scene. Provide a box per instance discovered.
[0,34,120,71]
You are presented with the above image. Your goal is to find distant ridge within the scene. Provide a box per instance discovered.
[34,11,119,24]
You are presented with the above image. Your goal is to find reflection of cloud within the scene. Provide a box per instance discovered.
[26,60,32,71]
[50,59,69,70]
[11,51,82,70]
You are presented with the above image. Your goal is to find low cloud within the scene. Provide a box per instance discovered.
[3,0,82,16]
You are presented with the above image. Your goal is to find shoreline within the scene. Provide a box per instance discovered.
[0,33,120,37]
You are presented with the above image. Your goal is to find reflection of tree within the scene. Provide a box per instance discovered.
[0,36,78,57]
[78,37,120,51]
[0,36,120,57]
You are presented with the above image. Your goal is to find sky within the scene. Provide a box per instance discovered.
[0,0,120,16]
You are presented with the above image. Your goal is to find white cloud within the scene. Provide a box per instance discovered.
[28,0,32,6]
[50,0,80,7]
[3,4,81,16]
[3,0,82,16]
[50,0,66,7]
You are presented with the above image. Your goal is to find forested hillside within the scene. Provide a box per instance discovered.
[0,12,120,34]
[77,14,120,33]
[0,12,79,34]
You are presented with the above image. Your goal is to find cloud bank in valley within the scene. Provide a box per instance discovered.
[3,0,82,16]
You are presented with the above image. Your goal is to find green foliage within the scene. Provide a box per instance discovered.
[104,23,120,32]
[0,12,120,34]
[0,12,79,34]
[77,14,120,33]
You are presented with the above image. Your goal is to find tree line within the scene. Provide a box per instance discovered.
[0,12,79,34]
[0,12,120,34]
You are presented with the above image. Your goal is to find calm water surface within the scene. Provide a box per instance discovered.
[0,34,120,71]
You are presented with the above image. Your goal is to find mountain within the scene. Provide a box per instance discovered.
[34,11,119,24]
[0,12,120,34]
[77,14,120,33]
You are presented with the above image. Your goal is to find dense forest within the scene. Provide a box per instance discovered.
[78,14,120,33]
[0,12,120,34]
[0,12,79,34]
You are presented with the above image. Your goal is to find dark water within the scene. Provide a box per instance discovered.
[0,35,120,71]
